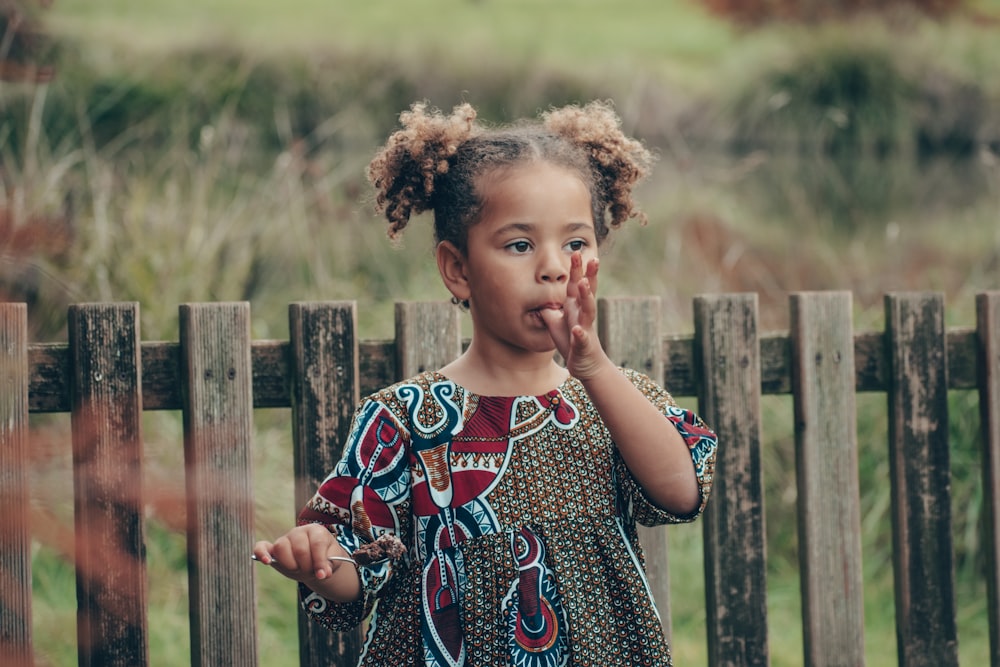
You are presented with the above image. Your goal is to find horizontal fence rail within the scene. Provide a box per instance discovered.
[1,291,998,667]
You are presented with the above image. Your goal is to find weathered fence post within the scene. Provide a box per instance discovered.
[289,302,364,666]
[694,293,768,666]
[598,295,672,643]
[790,292,865,666]
[885,292,957,667]
[977,291,1000,667]
[180,302,258,667]
[394,301,462,377]
[68,303,149,667]
[0,304,32,667]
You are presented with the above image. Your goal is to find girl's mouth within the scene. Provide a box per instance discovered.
[529,304,563,326]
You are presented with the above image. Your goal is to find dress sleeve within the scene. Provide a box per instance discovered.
[295,397,413,630]
[615,368,718,527]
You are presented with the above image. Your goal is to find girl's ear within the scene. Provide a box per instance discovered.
[436,241,471,303]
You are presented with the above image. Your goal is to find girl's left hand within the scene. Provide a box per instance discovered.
[540,252,610,380]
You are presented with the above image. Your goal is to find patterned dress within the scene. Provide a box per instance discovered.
[297,368,717,667]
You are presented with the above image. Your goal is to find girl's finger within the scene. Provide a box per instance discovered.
[585,257,599,296]
[576,278,596,325]
[539,307,570,354]
[312,539,335,579]
[567,252,583,295]
[252,541,275,565]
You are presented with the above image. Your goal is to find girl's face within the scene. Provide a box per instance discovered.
[440,160,598,358]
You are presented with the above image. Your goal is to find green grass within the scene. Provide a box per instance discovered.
[47,1,732,85]
[10,1,1000,665]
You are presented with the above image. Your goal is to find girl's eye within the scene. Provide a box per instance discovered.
[507,241,532,254]
[565,239,588,252]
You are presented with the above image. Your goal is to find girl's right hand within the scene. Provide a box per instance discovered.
[253,524,362,602]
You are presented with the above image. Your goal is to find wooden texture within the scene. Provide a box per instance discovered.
[694,293,768,667]
[885,293,958,667]
[6,292,998,666]
[789,292,865,666]
[179,303,258,667]
[978,292,1000,667]
[394,301,462,378]
[598,296,672,644]
[288,302,364,666]
[26,328,984,412]
[0,304,32,667]
[68,303,149,667]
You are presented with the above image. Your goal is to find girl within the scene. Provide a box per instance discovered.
[254,100,718,666]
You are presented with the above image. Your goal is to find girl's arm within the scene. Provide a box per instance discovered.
[578,361,701,514]
[254,398,413,630]
[541,253,703,514]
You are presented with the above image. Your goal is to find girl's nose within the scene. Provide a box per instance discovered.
[537,249,569,283]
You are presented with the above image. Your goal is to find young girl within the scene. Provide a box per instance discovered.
[254,100,718,666]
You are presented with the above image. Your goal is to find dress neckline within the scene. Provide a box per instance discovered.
[425,369,573,400]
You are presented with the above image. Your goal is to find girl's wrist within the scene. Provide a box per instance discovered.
[303,561,362,603]
[572,356,617,386]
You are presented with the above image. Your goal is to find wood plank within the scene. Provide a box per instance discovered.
[0,304,32,667]
[25,326,980,412]
[760,334,792,395]
[143,340,292,410]
[394,302,461,378]
[789,292,865,666]
[598,296,672,644]
[288,302,364,666]
[885,292,958,667]
[977,292,1000,667]
[359,340,394,396]
[662,334,697,397]
[854,330,887,392]
[140,342,181,410]
[694,293,768,666]
[661,332,787,398]
[251,340,290,408]
[948,328,979,390]
[27,342,69,412]
[68,303,149,667]
[179,302,258,667]
[27,338,389,413]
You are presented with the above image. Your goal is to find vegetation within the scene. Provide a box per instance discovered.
[699,0,967,23]
[3,1,998,665]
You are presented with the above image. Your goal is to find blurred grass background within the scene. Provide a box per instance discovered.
[3,0,999,665]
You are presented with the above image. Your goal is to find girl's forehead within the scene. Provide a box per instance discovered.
[475,163,594,224]
[477,160,590,192]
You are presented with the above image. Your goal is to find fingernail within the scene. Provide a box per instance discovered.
[316,569,327,580]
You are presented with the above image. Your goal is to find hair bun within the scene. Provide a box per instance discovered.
[368,102,479,237]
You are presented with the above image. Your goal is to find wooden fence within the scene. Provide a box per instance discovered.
[1,290,998,667]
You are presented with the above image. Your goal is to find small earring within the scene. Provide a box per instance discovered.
[450,296,461,305]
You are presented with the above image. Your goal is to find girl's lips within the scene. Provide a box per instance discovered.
[529,305,562,327]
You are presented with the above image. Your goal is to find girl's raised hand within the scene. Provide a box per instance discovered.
[540,252,610,380]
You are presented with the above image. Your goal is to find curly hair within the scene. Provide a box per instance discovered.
[367,100,654,252]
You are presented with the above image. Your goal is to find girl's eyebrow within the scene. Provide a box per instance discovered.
[564,221,595,233]
[492,221,594,237]
[492,222,535,237]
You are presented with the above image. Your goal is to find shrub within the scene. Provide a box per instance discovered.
[698,0,965,25]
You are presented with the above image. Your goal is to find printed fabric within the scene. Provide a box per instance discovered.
[297,368,717,666]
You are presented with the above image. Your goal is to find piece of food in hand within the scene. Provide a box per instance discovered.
[352,533,407,566]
